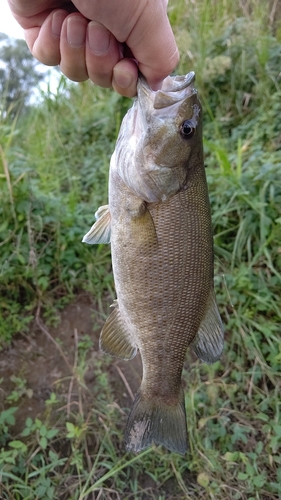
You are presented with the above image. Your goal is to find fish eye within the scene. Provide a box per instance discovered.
[180,120,196,139]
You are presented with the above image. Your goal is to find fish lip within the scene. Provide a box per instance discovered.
[138,71,195,93]
[161,72,196,92]
[137,72,197,110]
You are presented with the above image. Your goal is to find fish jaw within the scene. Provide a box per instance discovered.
[137,72,197,111]
[113,72,203,203]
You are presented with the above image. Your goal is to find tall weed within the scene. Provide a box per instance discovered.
[0,0,281,498]
[0,83,130,344]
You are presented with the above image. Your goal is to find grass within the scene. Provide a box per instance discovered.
[0,0,281,498]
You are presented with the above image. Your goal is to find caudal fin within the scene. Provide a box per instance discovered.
[124,387,188,455]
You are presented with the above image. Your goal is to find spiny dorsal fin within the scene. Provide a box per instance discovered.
[191,289,224,364]
[82,205,111,244]
[100,305,137,360]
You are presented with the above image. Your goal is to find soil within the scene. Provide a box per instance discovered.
[0,294,197,498]
[0,294,142,434]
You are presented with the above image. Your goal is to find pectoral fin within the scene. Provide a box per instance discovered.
[82,205,111,244]
[128,203,158,245]
[100,305,137,360]
[192,289,224,364]
[95,205,110,220]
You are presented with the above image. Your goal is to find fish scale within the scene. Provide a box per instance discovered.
[136,191,211,388]
[83,72,224,454]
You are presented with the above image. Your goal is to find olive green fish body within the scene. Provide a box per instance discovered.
[111,168,212,388]
[83,73,223,454]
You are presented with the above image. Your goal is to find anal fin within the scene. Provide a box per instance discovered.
[191,289,224,364]
[100,305,137,360]
[82,205,111,244]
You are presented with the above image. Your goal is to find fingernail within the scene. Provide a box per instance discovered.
[88,21,110,55]
[113,67,134,89]
[66,17,86,48]
[51,10,64,37]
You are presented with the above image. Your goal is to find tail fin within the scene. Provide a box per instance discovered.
[124,387,188,455]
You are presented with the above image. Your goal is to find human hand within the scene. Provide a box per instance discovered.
[8,0,179,97]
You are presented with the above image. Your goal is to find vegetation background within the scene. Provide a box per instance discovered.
[0,0,281,498]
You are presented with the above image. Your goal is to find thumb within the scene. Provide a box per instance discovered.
[126,0,179,88]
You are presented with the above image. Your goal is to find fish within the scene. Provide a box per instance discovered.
[82,72,224,455]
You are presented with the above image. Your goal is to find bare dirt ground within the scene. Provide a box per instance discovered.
[0,294,143,434]
[0,294,197,498]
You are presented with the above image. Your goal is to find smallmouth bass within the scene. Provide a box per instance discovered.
[83,72,223,455]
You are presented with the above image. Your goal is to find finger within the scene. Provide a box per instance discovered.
[69,0,179,88]
[85,21,121,88]
[25,9,68,66]
[112,58,138,97]
[127,2,179,89]
[7,1,74,19]
[59,13,88,82]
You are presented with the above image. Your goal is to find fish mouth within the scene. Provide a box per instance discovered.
[160,72,195,92]
[138,72,197,110]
